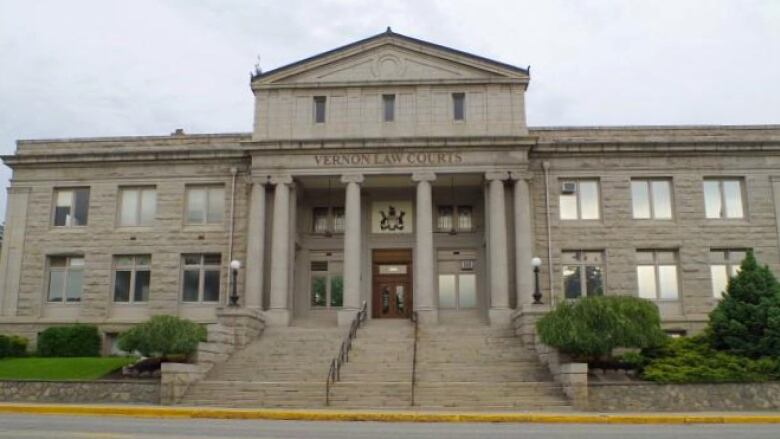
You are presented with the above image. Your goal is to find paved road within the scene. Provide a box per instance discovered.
[1,414,780,438]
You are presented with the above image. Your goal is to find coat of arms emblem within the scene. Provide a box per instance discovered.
[379,205,405,231]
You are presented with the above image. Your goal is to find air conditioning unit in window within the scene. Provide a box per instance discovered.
[561,182,577,194]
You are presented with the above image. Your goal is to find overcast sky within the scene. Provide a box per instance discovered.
[1,0,779,219]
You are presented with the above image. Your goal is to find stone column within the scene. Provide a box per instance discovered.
[244,181,266,309]
[511,172,535,307]
[412,172,437,324]
[268,175,292,326]
[486,171,511,325]
[339,173,364,326]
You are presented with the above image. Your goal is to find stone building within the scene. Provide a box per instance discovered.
[1,28,780,347]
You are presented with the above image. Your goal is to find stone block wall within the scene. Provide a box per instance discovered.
[0,380,159,404]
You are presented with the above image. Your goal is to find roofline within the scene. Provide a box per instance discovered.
[16,132,252,145]
[251,28,529,82]
[529,124,780,132]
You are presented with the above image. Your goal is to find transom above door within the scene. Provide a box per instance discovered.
[372,249,413,319]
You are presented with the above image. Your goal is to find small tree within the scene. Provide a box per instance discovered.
[536,296,667,363]
[118,315,206,360]
[709,251,780,358]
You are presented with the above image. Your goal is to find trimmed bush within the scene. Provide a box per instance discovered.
[0,335,28,358]
[709,251,780,359]
[536,295,667,362]
[118,315,206,360]
[37,325,101,357]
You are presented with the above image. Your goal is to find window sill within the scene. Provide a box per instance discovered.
[183,224,225,232]
[115,226,156,232]
[49,226,89,232]
[179,301,220,305]
[557,219,603,226]
[112,302,149,306]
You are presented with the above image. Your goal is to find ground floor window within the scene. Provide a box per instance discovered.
[181,254,221,303]
[636,250,679,300]
[310,251,343,308]
[113,255,151,303]
[710,249,747,299]
[437,250,477,309]
[47,255,84,303]
[562,250,605,299]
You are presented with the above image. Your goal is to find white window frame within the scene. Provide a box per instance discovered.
[112,255,151,303]
[118,187,157,227]
[52,187,90,227]
[703,178,746,219]
[46,255,85,303]
[181,254,222,303]
[710,249,748,299]
[631,179,673,220]
[559,179,601,220]
[309,252,344,309]
[561,250,606,299]
[436,205,473,233]
[185,185,225,225]
[636,250,680,301]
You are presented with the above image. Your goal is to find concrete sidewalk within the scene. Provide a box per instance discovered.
[0,403,779,424]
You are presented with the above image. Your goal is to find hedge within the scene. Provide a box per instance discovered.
[0,335,28,358]
[37,325,101,357]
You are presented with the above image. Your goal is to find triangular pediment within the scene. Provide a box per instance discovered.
[252,30,528,87]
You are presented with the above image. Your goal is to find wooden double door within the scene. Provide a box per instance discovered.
[372,249,413,319]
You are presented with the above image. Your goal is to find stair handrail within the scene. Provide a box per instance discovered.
[325,300,368,406]
[410,310,419,406]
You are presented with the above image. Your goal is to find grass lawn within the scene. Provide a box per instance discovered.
[0,357,136,380]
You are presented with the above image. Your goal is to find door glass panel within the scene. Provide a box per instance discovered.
[379,265,407,275]
[458,274,476,308]
[438,274,456,308]
[381,286,390,314]
[311,275,327,306]
[395,285,405,313]
[330,275,343,307]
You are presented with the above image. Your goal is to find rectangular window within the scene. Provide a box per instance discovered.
[53,188,90,226]
[314,96,327,123]
[181,254,221,303]
[312,207,345,234]
[562,251,605,299]
[437,205,473,232]
[437,250,477,310]
[310,252,343,308]
[185,186,224,225]
[47,256,84,303]
[631,179,673,219]
[636,250,679,300]
[559,180,600,220]
[452,92,465,121]
[113,255,151,303]
[710,249,747,298]
[382,94,396,122]
[119,187,156,226]
[703,179,745,219]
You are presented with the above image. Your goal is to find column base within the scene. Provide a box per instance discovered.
[265,309,291,326]
[488,308,513,326]
[414,309,438,325]
[337,308,360,326]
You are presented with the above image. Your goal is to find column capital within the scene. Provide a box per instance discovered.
[412,171,436,183]
[340,173,365,184]
[509,170,533,182]
[485,171,511,181]
[269,174,293,185]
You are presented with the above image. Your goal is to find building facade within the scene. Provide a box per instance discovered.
[2,30,780,346]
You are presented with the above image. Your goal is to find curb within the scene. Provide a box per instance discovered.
[1,404,780,424]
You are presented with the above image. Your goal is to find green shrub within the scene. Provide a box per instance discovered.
[118,315,206,359]
[641,335,780,383]
[709,251,780,359]
[37,325,101,357]
[536,296,667,362]
[0,335,28,358]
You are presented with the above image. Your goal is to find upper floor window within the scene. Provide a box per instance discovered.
[314,96,327,123]
[47,255,84,303]
[185,185,224,225]
[636,250,679,300]
[452,92,465,121]
[312,207,345,234]
[119,187,156,227]
[562,250,605,299]
[382,94,396,122]
[181,254,221,303]
[310,252,343,308]
[710,249,747,299]
[53,188,89,227]
[437,205,473,232]
[631,179,672,219]
[703,178,744,219]
[559,180,600,220]
[113,255,151,303]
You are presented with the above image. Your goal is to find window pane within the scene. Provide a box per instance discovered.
[658,265,679,300]
[703,180,722,218]
[636,251,654,264]
[204,254,221,265]
[729,250,747,264]
[182,270,200,302]
[563,266,582,299]
[631,181,651,219]
[333,208,345,233]
[113,270,131,302]
[48,271,64,302]
[458,206,472,231]
[656,251,676,264]
[65,270,83,302]
[459,274,477,309]
[136,255,151,266]
[438,206,453,231]
[50,256,67,268]
[207,188,224,223]
[710,265,728,299]
[723,180,744,218]
[582,251,603,264]
[134,270,150,302]
[651,181,672,219]
[383,94,395,122]
[438,274,456,308]
[115,255,134,267]
[561,251,580,264]
[54,190,72,226]
[453,93,465,120]
[313,208,329,233]
[140,189,156,225]
[637,266,657,299]
[73,189,89,226]
[311,275,327,306]
[203,269,220,302]
[120,189,139,226]
[68,257,85,267]
[586,266,604,296]
[330,275,343,307]
[579,181,600,219]
[183,255,201,266]
[314,97,326,123]
[186,189,206,224]
[559,194,578,220]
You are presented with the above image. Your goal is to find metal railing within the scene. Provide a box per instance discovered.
[325,300,367,406]
[410,310,419,406]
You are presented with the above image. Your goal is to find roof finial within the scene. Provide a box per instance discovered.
[386,26,392,33]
